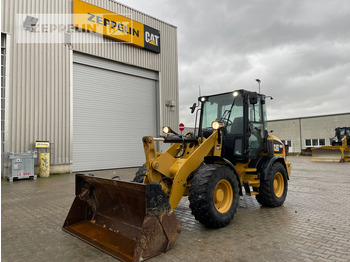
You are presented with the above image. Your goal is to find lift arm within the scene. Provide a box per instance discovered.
[142,130,222,209]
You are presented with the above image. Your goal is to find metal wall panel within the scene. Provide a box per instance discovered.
[73,56,157,171]
[73,52,159,80]
[72,0,179,130]
[1,0,71,166]
[1,0,178,170]
[267,113,350,152]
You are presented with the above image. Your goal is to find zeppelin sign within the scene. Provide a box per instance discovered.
[73,0,161,53]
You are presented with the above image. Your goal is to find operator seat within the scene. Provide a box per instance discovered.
[229,117,243,135]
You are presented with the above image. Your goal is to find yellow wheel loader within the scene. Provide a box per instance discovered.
[311,127,350,162]
[63,90,291,262]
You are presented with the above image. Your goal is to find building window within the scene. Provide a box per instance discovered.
[281,140,292,147]
[305,139,311,147]
[319,139,325,146]
[305,139,326,147]
[280,140,293,152]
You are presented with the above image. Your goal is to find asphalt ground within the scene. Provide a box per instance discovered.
[1,156,350,262]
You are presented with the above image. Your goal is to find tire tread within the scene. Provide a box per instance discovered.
[189,164,239,228]
[256,162,288,207]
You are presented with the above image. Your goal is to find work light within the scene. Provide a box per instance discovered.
[163,126,170,134]
[212,121,224,130]
[199,96,207,102]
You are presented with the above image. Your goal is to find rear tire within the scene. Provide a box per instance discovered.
[256,162,288,207]
[133,165,147,183]
[189,164,240,228]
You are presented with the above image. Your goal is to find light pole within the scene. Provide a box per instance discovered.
[255,79,261,94]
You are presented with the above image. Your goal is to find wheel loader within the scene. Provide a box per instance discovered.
[63,89,291,262]
[311,127,350,162]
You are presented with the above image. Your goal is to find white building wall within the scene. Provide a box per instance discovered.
[268,113,350,153]
[1,0,178,172]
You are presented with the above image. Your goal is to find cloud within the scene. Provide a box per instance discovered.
[122,0,350,126]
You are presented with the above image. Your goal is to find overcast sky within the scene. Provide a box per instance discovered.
[120,0,350,126]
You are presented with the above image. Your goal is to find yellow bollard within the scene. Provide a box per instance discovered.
[39,153,50,177]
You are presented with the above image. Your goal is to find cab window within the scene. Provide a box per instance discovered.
[248,96,264,158]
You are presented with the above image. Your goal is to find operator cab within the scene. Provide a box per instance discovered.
[198,90,268,163]
[334,127,350,145]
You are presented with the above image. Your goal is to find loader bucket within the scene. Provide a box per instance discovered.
[344,148,350,162]
[311,146,345,162]
[63,174,180,262]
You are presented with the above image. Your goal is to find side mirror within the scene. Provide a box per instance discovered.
[267,140,274,157]
[264,130,269,140]
[249,92,258,105]
[190,103,197,114]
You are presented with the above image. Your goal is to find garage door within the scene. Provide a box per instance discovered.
[73,53,158,171]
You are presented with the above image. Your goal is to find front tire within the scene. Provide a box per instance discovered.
[256,162,288,207]
[189,164,240,228]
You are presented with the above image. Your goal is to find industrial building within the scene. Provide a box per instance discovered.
[267,113,350,153]
[1,0,178,175]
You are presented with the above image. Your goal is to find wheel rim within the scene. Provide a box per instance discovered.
[214,179,233,213]
[273,172,284,198]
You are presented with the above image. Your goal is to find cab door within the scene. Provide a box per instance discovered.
[221,95,246,162]
[247,94,265,159]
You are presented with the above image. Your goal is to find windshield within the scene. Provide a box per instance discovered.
[201,92,244,134]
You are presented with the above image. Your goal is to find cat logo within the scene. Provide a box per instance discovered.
[144,25,160,53]
[145,32,159,46]
[73,0,160,53]
[273,141,284,154]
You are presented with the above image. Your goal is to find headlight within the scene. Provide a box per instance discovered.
[199,96,207,102]
[212,121,224,130]
[233,91,239,97]
[163,126,170,134]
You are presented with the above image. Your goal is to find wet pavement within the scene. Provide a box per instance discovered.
[2,156,350,262]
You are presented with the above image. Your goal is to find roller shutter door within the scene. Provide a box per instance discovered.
[73,53,158,171]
